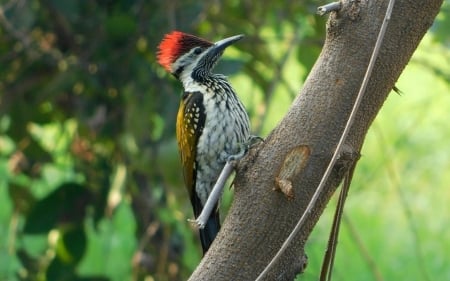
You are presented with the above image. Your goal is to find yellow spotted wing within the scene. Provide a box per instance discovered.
[176,91,205,214]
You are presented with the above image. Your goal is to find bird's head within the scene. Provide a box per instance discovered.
[157,31,243,82]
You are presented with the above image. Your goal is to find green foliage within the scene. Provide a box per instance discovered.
[0,0,448,280]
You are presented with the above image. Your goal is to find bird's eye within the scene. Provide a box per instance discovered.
[193,47,203,55]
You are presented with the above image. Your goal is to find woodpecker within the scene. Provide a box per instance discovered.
[157,31,250,253]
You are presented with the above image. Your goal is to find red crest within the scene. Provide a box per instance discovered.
[157,31,213,72]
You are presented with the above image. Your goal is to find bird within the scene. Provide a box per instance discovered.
[157,31,250,253]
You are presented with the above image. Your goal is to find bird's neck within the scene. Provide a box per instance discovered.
[180,72,225,93]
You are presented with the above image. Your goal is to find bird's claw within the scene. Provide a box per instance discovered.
[226,135,264,162]
[188,218,206,229]
[246,135,264,147]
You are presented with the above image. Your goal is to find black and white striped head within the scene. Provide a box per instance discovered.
[157,31,243,82]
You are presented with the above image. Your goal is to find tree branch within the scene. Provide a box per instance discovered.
[188,0,443,280]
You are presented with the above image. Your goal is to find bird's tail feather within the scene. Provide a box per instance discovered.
[199,211,220,254]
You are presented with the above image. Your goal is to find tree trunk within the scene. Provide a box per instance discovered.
[188,0,443,280]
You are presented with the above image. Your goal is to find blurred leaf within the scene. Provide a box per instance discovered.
[57,226,87,265]
[28,119,77,155]
[0,135,15,155]
[0,178,20,281]
[47,256,77,281]
[77,202,136,281]
[0,115,11,133]
[23,183,92,234]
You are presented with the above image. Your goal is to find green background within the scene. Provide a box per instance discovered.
[0,0,449,280]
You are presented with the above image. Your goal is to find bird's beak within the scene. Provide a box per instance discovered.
[196,34,244,75]
[208,34,244,57]
[214,34,244,50]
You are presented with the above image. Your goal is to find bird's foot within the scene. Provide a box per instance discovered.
[188,218,206,229]
[227,135,264,162]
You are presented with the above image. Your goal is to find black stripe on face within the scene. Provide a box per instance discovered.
[173,65,184,79]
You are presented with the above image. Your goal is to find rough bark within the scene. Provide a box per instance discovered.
[189,0,443,280]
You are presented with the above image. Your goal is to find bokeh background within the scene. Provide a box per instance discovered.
[0,1,449,280]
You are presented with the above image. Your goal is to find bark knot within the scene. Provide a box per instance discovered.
[274,145,310,199]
